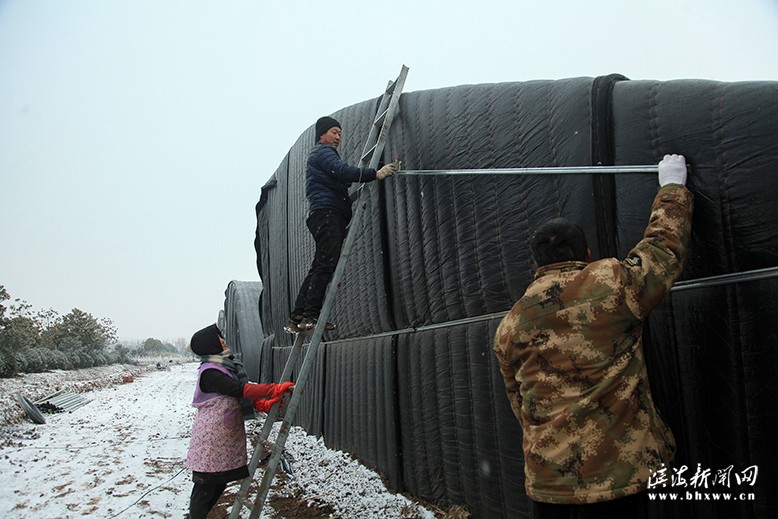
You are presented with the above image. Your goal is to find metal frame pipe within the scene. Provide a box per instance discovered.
[397,165,658,176]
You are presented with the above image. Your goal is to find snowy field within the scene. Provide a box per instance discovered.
[0,363,440,518]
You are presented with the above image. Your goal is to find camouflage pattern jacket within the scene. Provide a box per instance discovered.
[493,184,693,504]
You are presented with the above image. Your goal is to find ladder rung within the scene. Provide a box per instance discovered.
[374,108,389,126]
[361,144,377,163]
[236,496,253,511]
[385,79,396,95]
[261,440,276,455]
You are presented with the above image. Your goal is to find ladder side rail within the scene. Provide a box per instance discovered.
[364,65,408,170]
[239,65,409,519]
[247,187,371,518]
[256,333,307,442]
[360,90,393,163]
[229,332,307,518]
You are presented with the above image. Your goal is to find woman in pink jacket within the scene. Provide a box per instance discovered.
[184,324,293,518]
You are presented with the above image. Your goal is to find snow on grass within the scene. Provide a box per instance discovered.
[0,362,439,518]
[270,423,435,519]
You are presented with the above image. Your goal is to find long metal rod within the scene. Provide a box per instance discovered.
[320,267,778,346]
[323,311,510,345]
[397,165,658,176]
[671,266,778,292]
[34,389,66,404]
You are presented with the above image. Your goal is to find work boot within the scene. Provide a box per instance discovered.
[298,317,335,332]
[283,314,303,334]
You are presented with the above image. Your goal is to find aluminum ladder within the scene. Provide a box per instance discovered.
[229,64,409,519]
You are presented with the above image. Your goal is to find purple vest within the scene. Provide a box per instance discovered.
[192,362,233,406]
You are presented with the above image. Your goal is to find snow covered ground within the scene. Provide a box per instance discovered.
[0,362,440,518]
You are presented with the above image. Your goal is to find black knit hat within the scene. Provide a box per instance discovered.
[315,116,341,143]
[190,324,224,356]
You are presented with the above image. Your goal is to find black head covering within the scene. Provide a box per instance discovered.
[315,116,341,143]
[190,324,223,356]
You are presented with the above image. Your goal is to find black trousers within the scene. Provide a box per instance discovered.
[530,492,646,519]
[293,209,348,317]
[188,481,227,519]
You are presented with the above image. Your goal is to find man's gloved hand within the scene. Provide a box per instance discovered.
[254,397,281,413]
[376,162,396,180]
[658,154,687,186]
[271,381,295,399]
[243,382,274,401]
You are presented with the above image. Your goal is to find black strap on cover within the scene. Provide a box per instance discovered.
[591,74,628,259]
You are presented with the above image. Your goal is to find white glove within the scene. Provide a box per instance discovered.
[658,154,687,186]
[376,163,396,180]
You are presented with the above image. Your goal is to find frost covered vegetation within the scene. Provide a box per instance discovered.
[0,364,450,518]
[0,285,185,377]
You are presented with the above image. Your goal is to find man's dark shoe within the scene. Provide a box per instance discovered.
[283,314,303,334]
[298,317,335,332]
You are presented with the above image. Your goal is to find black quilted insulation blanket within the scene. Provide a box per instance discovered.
[251,75,778,519]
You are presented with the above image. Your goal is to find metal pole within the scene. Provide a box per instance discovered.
[320,267,778,345]
[671,266,778,292]
[397,165,658,176]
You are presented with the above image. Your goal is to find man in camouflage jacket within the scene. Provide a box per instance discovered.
[493,155,693,517]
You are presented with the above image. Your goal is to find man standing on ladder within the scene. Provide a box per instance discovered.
[285,116,397,333]
[493,155,693,517]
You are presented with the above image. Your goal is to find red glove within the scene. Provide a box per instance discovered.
[242,383,274,400]
[271,382,295,399]
[254,397,281,413]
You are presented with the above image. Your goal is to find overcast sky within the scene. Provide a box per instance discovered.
[1,0,777,342]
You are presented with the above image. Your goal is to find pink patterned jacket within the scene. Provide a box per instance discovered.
[185,363,247,473]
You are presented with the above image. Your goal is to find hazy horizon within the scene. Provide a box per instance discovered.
[2,0,777,342]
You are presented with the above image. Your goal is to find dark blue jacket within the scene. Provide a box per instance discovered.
[305,143,377,220]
